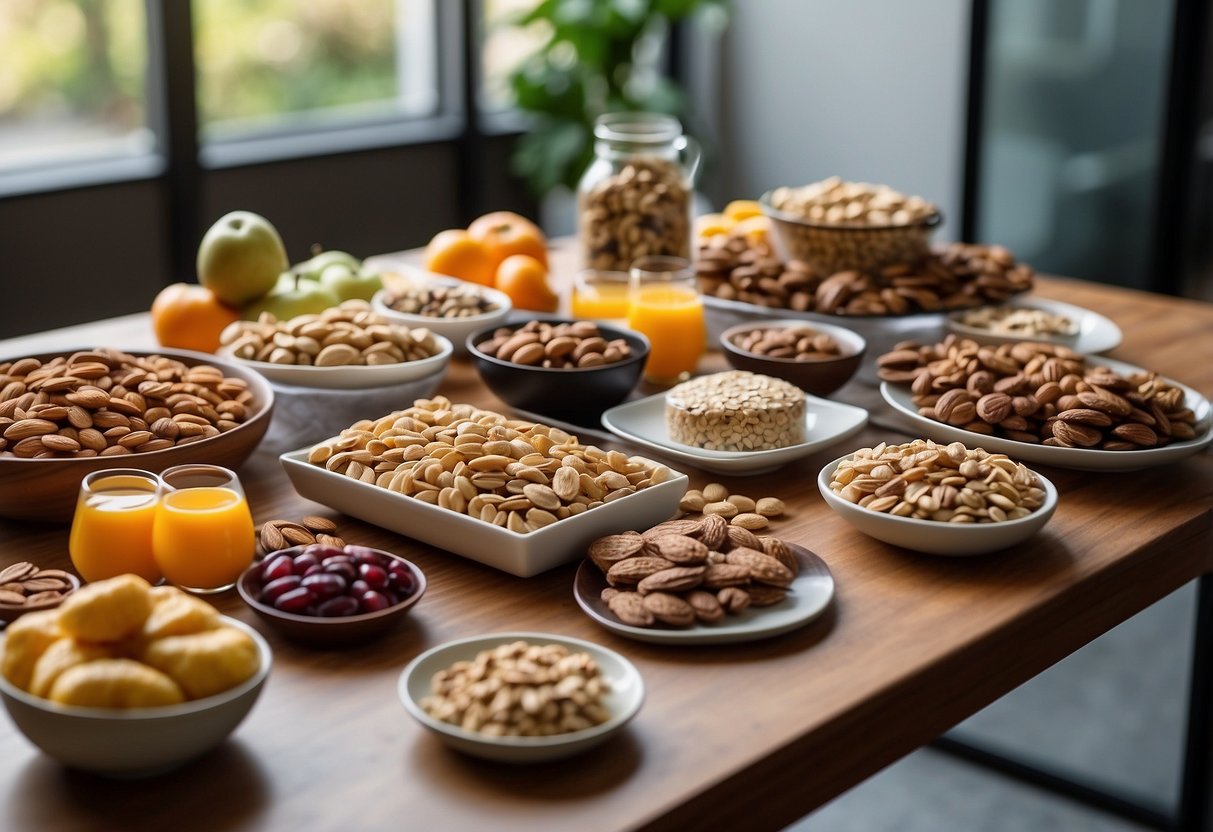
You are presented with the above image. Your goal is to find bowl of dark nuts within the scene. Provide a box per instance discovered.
[237,543,426,647]
[467,320,649,422]
[720,320,866,397]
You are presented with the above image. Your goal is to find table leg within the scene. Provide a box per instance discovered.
[1177,572,1213,832]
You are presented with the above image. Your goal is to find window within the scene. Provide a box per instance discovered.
[480,0,547,114]
[192,0,440,144]
[0,0,152,174]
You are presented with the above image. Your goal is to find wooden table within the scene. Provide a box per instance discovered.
[2,259,1211,832]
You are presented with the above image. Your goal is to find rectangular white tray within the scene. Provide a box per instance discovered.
[280,449,688,577]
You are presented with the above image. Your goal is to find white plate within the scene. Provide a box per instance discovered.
[946,297,1122,354]
[280,449,687,577]
[221,333,452,391]
[398,632,644,763]
[880,356,1213,471]
[600,392,869,475]
[573,544,835,644]
[817,455,1058,556]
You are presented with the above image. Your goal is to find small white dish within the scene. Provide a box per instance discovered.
[880,356,1213,472]
[280,449,688,577]
[946,297,1122,354]
[817,455,1059,556]
[398,631,644,763]
[373,266,513,354]
[600,391,869,475]
[223,332,452,391]
[0,617,271,777]
[573,544,835,644]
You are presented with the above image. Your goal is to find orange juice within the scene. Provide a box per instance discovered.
[69,475,160,583]
[152,487,254,592]
[627,283,705,384]
[572,281,631,320]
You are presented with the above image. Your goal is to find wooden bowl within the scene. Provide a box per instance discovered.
[0,348,274,524]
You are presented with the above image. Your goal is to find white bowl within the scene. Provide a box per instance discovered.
[372,268,513,355]
[398,632,644,763]
[222,332,452,391]
[816,455,1058,556]
[945,296,1122,354]
[0,617,272,777]
[280,447,688,577]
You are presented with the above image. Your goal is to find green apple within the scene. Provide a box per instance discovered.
[293,248,362,281]
[319,263,383,301]
[242,274,340,322]
[197,211,289,307]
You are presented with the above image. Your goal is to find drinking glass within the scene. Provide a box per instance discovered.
[571,269,632,323]
[627,255,706,385]
[69,469,162,584]
[153,464,255,593]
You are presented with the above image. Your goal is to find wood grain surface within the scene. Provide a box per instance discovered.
[1,245,1211,832]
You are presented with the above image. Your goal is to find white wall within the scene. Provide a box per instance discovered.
[708,0,970,236]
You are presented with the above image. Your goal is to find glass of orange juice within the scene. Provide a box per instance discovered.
[571,269,631,323]
[627,255,705,385]
[69,469,162,584]
[153,465,255,594]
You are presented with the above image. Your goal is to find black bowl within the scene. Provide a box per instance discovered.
[466,321,649,422]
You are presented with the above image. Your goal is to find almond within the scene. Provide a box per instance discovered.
[641,518,702,539]
[724,525,762,552]
[606,556,674,587]
[701,562,751,589]
[4,418,57,441]
[696,512,729,550]
[301,515,338,534]
[637,566,706,595]
[280,526,316,547]
[755,497,786,518]
[686,590,725,623]
[759,536,799,576]
[650,534,708,565]
[0,589,25,605]
[0,562,36,584]
[260,523,286,553]
[587,534,645,572]
[716,586,752,614]
[641,592,695,627]
[746,584,788,606]
[731,512,768,531]
[725,547,794,587]
[607,591,654,627]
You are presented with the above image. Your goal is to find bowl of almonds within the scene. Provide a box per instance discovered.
[817,440,1058,556]
[373,267,512,355]
[220,300,453,390]
[0,347,274,523]
[720,320,866,397]
[0,563,80,623]
[468,320,649,421]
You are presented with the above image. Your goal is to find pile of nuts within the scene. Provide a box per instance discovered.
[665,371,805,452]
[729,326,844,361]
[0,349,256,458]
[259,515,346,557]
[955,305,1078,338]
[475,320,633,369]
[420,640,611,737]
[769,178,937,227]
[580,156,690,271]
[588,516,799,629]
[221,300,441,367]
[307,396,672,534]
[380,280,501,319]
[878,335,1201,449]
[0,563,76,608]
[678,482,787,531]
[695,230,1034,316]
[829,440,1045,523]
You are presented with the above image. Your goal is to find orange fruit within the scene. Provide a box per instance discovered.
[467,211,549,272]
[423,229,495,286]
[495,254,558,313]
[694,213,735,239]
[723,199,763,222]
[151,283,241,354]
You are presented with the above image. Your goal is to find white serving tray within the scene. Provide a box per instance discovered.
[280,449,688,577]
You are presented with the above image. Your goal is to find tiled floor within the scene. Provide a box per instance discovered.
[791,583,1196,830]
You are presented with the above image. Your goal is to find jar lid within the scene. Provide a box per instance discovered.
[594,112,682,144]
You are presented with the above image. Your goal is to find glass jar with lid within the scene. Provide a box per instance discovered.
[577,112,701,271]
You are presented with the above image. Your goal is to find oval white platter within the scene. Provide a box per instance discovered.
[946,296,1122,354]
[880,356,1212,471]
[573,544,834,644]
